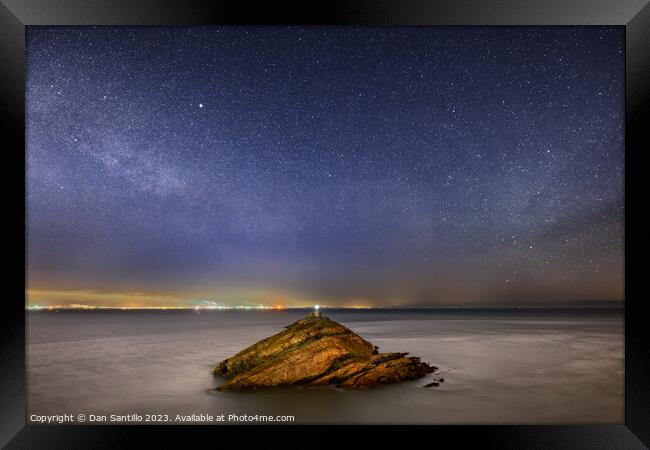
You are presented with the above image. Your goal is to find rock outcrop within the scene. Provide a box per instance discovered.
[213,312,436,390]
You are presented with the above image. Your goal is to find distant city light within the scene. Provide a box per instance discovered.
[25,303,368,311]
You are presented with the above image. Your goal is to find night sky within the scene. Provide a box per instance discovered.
[26,26,624,308]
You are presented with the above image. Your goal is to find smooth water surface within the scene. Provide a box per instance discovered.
[27,309,623,424]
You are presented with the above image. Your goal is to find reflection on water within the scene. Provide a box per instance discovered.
[27,309,623,424]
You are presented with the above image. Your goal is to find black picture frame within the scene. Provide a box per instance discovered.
[2,1,648,448]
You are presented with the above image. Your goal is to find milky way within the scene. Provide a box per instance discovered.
[26,26,624,307]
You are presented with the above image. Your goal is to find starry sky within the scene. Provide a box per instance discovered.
[26,26,624,308]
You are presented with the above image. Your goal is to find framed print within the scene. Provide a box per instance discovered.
[2,0,648,448]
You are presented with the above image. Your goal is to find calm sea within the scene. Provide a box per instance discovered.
[26,309,623,424]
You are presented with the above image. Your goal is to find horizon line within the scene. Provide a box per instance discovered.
[25,303,624,311]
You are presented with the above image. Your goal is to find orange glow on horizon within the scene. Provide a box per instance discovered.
[26,288,365,310]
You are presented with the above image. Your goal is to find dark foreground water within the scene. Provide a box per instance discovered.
[27,309,623,424]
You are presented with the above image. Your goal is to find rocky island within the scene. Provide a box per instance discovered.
[213,311,438,390]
